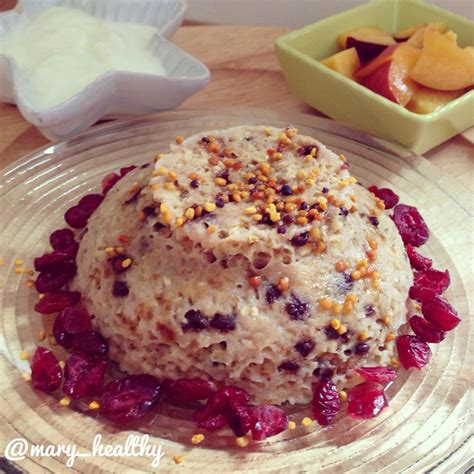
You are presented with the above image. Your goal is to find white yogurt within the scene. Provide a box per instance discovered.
[0,6,166,110]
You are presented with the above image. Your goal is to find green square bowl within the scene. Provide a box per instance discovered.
[275,0,474,154]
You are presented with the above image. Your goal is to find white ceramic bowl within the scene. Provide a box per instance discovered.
[0,0,210,140]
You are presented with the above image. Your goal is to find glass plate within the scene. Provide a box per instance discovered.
[0,108,471,473]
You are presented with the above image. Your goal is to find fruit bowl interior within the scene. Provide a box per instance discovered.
[275,0,474,154]
[0,108,471,472]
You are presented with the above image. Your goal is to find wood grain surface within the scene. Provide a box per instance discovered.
[0,0,472,189]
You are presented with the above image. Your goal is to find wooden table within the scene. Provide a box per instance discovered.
[0,19,472,190]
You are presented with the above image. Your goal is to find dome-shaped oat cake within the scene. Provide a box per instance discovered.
[73,125,413,405]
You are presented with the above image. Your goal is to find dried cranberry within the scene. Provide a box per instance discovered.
[78,194,104,212]
[278,360,300,373]
[396,335,431,369]
[99,374,161,423]
[112,280,129,297]
[120,165,137,177]
[391,204,429,247]
[102,172,121,194]
[409,269,450,302]
[294,338,315,357]
[34,251,72,272]
[347,382,387,419]
[285,294,309,320]
[405,244,432,271]
[182,309,208,331]
[356,366,397,384]
[409,316,446,343]
[35,262,76,293]
[196,413,227,431]
[290,232,309,247]
[162,378,217,403]
[249,405,288,440]
[207,386,250,411]
[64,206,92,229]
[34,290,81,314]
[63,353,106,399]
[53,306,92,347]
[49,228,78,258]
[422,296,460,331]
[210,313,236,332]
[368,186,399,210]
[226,403,252,436]
[71,331,109,356]
[30,347,62,392]
[265,284,282,304]
[311,378,341,425]
[193,386,250,431]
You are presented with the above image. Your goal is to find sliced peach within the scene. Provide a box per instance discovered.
[346,36,394,64]
[407,87,466,114]
[444,30,458,44]
[394,24,423,42]
[360,44,420,106]
[409,30,474,90]
[355,43,419,80]
[321,47,361,79]
[338,27,395,51]
[406,22,447,48]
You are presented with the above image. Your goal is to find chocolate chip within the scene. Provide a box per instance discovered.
[182,310,208,331]
[285,294,309,320]
[142,206,155,216]
[324,325,340,340]
[278,360,300,373]
[294,338,315,357]
[365,304,376,316]
[338,271,354,293]
[265,284,282,304]
[112,280,129,297]
[313,367,334,378]
[190,179,200,188]
[297,144,318,157]
[354,342,370,355]
[153,222,165,231]
[369,216,379,226]
[322,187,329,193]
[339,207,349,217]
[210,313,236,332]
[290,231,309,247]
[280,184,293,196]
